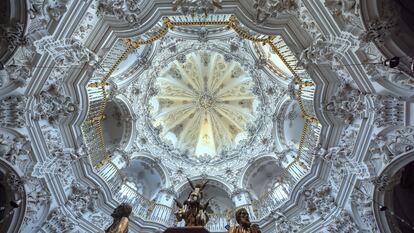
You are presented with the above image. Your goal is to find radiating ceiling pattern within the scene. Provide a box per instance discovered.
[149,51,259,157]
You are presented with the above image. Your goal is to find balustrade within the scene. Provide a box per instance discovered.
[252,183,290,219]
[148,203,173,225]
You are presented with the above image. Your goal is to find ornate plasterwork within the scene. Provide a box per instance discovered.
[4,0,414,232]
[96,0,143,24]
[0,23,28,52]
[149,50,259,158]
[0,95,27,128]
[172,0,222,16]
[34,36,98,67]
[253,0,299,23]
[127,35,287,166]
[30,0,72,21]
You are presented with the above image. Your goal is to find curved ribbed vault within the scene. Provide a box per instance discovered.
[4,1,414,233]
[149,51,258,158]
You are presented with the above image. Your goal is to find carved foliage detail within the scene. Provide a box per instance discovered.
[0,95,27,128]
[96,0,142,23]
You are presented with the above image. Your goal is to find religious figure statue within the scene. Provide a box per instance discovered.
[105,203,132,233]
[228,208,261,233]
[174,178,211,226]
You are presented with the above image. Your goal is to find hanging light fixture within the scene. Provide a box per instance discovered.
[379,205,388,211]
[383,56,400,68]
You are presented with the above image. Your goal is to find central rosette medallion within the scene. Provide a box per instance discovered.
[197,92,216,110]
[149,51,259,159]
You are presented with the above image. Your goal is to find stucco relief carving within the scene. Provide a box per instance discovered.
[30,0,71,21]
[302,184,336,216]
[172,0,222,16]
[0,95,27,128]
[72,10,98,42]
[31,125,76,187]
[0,64,32,88]
[128,38,288,169]
[298,2,321,40]
[359,17,396,46]
[371,174,390,192]
[338,124,359,150]
[324,84,366,124]
[96,0,142,24]
[367,62,414,92]
[326,210,358,232]
[253,0,298,23]
[67,181,100,217]
[300,33,358,83]
[324,0,360,24]
[0,134,31,166]
[369,127,414,164]
[272,212,302,233]
[22,177,52,229]
[6,173,25,195]
[370,95,404,128]
[42,208,76,233]
[0,23,28,51]
[18,1,408,229]
[322,146,370,183]
[32,84,77,125]
[325,86,404,128]
[351,183,379,232]
[34,36,97,67]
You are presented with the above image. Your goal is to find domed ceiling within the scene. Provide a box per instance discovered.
[4,0,413,233]
[149,51,259,158]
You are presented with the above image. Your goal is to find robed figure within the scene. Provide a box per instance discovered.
[228,208,261,233]
[105,203,132,233]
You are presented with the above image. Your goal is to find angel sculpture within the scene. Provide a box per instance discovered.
[174,178,211,227]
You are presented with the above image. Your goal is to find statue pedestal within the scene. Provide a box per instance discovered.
[164,227,210,233]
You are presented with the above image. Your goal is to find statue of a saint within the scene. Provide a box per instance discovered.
[105,203,132,233]
[228,208,261,233]
[174,178,211,226]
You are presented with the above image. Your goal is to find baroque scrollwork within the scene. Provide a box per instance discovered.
[369,126,414,164]
[0,95,27,128]
[34,36,97,67]
[326,210,359,233]
[172,0,222,16]
[42,208,76,233]
[29,0,71,21]
[253,0,298,23]
[0,133,31,166]
[302,184,336,217]
[0,64,31,88]
[32,84,77,125]
[324,84,366,124]
[0,23,28,51]
[96,0,142,24]
[67,181,100,217]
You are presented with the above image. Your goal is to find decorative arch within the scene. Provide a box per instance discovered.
[373,150,414,233]
[175,176,235,227]
[240,155,289,199]
[120,154,170,200]
[0,158,26,233]
[112,94,136,151]
[102,96,134,151]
